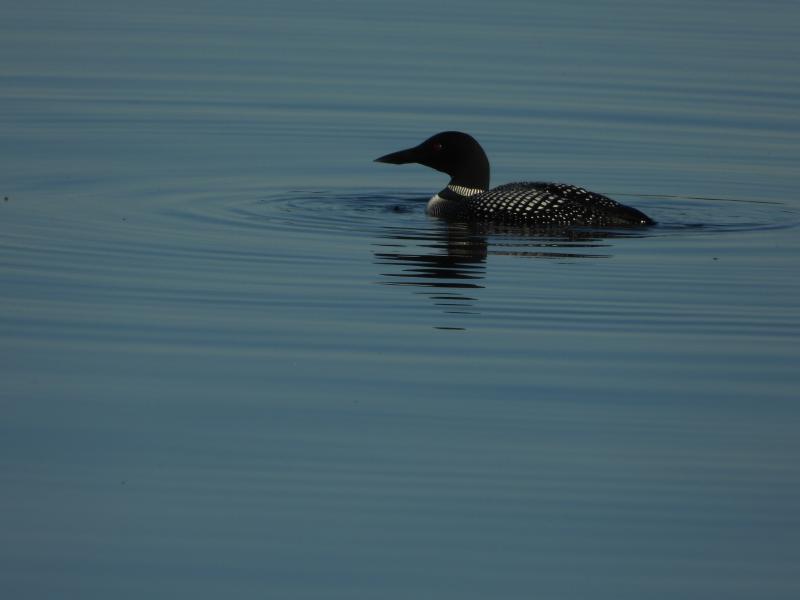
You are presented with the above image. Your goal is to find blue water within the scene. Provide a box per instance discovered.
[2,1,799,598]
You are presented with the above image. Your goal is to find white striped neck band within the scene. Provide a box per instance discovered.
[447,184,485,197]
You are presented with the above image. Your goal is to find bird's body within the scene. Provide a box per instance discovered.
[375,131,655,227]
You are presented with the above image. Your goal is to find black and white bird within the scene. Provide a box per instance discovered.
[375,131,655,227]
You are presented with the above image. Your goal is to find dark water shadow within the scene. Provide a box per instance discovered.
[373,220,644,328]
[374,224,488,323]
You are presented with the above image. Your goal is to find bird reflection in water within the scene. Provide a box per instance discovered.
[375,222,486,318]
[374,221,623,329]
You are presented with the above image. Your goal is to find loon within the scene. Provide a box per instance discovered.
[375,131,655,227]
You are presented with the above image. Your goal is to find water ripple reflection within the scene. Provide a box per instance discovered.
[373,222,624,321]
[151,186,799,244]
[241,188,798,237]
[151,187,799,328]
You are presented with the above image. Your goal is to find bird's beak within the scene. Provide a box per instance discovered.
[374,144,420,164]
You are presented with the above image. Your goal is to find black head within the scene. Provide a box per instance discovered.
[374,131,490,190]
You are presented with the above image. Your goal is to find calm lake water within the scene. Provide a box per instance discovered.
[2,1,799,598]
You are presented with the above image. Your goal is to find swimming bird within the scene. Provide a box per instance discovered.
[375,131,655,227]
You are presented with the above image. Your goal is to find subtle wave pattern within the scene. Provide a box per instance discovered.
[157,186,800,238]
[3,1,800,599]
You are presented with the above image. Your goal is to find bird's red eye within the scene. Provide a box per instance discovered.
[431,142,443,151]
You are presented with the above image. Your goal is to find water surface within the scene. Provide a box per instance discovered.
[2,1,799,598]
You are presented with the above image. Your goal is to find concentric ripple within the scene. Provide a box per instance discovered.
[9,183,793,280]
[155,186,799,243]
[154,187,430,240]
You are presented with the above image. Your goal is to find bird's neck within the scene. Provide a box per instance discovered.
[448,149,490,190]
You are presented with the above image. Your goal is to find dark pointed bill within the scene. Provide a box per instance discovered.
[374,146,419,164]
